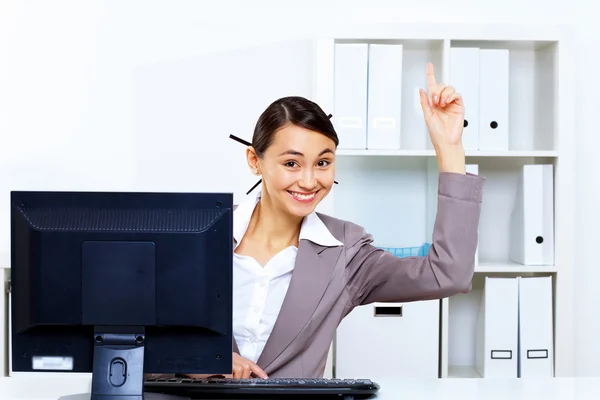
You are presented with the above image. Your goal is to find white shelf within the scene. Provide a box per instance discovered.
[447,366,482,379]
[475,262,557,274]
[336,149,559,157]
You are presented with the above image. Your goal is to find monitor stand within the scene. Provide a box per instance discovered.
[90,329,145,400]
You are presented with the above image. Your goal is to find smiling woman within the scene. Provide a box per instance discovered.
[246,98,339,218]
[181,64,485,380]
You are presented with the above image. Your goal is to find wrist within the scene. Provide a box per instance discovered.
[435,144,466,174]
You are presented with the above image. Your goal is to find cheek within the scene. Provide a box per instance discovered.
[264,168,297,190]
[317,169,336,187]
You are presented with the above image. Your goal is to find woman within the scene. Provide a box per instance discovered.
[220,62,484,379]
[150,62,484,382]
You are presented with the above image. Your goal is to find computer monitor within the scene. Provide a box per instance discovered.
[10,190,234,400]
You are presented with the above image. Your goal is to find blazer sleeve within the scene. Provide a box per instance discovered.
[344,172,485,306]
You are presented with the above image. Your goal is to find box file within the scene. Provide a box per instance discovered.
[334,43,368,149]
[479,49,510,151]
[475,277,519,378]
[509,164,554,266]
[518,276,554,378]
[367,44,403,150]
[450,47,479,150]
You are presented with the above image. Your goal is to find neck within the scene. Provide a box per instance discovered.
[247,192,303,249]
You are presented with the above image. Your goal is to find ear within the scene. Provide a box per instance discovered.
[246,147,262,176]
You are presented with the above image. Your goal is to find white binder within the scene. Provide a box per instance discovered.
[366,44,402,150]
[450,47,479,150]
[509,164,554,266]
[518,276,554,378]
[334,43,368,149]
[478,49,509,151]
[475,277,519,378]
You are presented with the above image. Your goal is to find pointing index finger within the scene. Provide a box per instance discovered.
[426,62,436,92]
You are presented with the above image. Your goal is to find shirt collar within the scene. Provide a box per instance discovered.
[233,189,343,248]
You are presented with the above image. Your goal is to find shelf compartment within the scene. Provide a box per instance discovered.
[450,40,558,152]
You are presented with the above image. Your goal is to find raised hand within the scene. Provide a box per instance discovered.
[419,62,465,150]
[419,62,466,174]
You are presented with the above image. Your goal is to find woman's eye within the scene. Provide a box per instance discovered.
[285,161,298,168]
[317,160,330,167]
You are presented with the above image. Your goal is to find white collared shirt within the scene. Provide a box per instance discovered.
[232,190,343,363]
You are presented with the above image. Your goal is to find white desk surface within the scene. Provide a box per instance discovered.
[2,374,600,400]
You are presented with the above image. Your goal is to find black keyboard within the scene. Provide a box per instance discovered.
[144,377,380,399]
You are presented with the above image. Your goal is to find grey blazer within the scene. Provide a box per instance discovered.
[148,171,484,379]
[235,171,484,378]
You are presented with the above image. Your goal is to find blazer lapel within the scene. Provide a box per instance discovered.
[256,240,343,370]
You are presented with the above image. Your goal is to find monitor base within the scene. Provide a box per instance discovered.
[90,329,145,400]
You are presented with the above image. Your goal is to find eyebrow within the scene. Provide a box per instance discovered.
[278,148,334,157]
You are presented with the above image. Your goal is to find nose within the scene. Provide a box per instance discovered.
[299,167,317,190]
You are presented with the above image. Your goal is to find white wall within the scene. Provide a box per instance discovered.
[1,0,598,376]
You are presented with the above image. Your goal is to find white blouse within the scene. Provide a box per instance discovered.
[232,190,343,363]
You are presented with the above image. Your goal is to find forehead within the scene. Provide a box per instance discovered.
[269,124,335,155]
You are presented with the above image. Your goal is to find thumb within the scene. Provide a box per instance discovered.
[419,88,433,118]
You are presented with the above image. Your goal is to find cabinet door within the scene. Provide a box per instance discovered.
[335,299,439,379]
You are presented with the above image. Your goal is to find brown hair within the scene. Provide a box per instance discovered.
[251,96,339,158]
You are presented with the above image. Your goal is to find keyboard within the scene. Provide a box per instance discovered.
[144,376,380,399]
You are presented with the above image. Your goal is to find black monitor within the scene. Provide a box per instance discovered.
[10,190,234,400]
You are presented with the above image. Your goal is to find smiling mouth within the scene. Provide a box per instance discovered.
[287,190,318,202]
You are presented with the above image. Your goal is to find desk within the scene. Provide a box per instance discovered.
[2,375,600,399]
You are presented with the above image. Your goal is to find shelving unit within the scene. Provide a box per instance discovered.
[313,22,575,379]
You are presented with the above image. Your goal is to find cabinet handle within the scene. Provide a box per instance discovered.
[491,350,512,359]
[527,349,548,359]
[373,305,402,317]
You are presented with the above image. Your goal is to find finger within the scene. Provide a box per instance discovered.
[439,86,455,106]
[447,92,464,107]
[241,363,251,379]
[419,88,433,117]
[426,62,436,93]
[249,362,269,379]
[232,365,243,379]
[428,83,450,105]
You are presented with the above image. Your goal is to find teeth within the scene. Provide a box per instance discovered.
[290,191,316,200]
